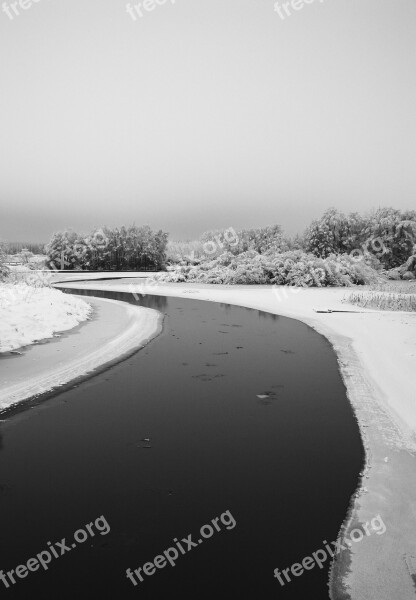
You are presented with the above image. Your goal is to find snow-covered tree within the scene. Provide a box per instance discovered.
[201,225,287,257]
[45,230,87,270]
[46,226,168,271]
[363,208,416,268]
[303,208,354,257]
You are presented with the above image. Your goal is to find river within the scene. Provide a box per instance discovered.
[0,288,363,599]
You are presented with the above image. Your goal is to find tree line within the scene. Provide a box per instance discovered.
[2,207,416,275]
[167,208,416,272]
[45,226,168,271]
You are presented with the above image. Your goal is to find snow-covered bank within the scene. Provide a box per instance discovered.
[0,295,162,411]
[53,277,416,600]
[0,284,92,353]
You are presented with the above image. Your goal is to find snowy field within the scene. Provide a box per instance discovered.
[0,283,92,353]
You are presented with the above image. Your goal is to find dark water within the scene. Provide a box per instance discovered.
[0,290,363,599]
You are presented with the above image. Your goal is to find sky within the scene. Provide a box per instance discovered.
[0,0,415,242]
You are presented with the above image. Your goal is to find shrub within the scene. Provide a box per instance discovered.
[166,240,205,265]
[156,250,381,287]
[361,208,416,268]
[303,207,416,270]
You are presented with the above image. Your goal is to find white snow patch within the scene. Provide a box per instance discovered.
[0,283,91,353]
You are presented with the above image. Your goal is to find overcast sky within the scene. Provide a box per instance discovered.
[0,0,415,242]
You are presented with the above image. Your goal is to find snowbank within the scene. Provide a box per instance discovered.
[0,295,162,411]
[0,284,91,353]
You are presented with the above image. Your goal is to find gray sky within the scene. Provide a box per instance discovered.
[0,0,415,242]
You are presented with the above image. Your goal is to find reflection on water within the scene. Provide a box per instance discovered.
[62,287,168,312]
[257,309,279,321]
[219,302,232,312]
[218,303,279,322]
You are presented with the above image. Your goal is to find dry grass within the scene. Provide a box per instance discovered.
[365,281,416,294]
[345,285,416,312]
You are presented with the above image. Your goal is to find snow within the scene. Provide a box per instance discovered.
[0,295,162,410]
[0,283,92,353]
